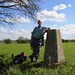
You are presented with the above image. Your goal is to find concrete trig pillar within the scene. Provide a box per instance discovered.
[44,29,65,64]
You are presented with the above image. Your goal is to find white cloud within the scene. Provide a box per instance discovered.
[68,4,71,7]
[53,4,71,11]
[60,24,75,31]
[0,28,31,40]
[60,24,75,35]
[10,30,20,34]
[19,29,26,32]
[37,10,67,22]
[5,0,28,6]
[50,24,75,39]
[6,17,30,23]
[5,2,16,6]
[9,29,31,35]
[22,0,28,4]
[0,27,8,32]
[51,24,57,29]
[44,24,75,39]
[51,24,75,35]
[37,4,71,22]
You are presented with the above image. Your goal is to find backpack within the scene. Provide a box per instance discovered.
[12,52,27,64]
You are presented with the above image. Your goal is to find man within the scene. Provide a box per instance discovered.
[29,20,50,62]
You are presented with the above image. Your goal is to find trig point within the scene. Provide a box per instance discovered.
[44,29,65,64]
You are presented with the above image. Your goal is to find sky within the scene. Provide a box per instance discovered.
[0,0,75,40]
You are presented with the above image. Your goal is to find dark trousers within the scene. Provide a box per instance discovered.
[31,38,42,59]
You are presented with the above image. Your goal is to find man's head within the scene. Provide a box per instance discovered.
[38,20,42,27]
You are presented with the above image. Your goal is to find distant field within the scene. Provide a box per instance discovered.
[0,42,75,75]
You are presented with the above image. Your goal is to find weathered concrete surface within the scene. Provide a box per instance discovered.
[44,29,65,64]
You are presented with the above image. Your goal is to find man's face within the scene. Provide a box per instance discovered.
[38,20,42,27]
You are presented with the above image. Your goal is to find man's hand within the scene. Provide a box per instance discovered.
[42,28,49,35]
[42,30,45,35]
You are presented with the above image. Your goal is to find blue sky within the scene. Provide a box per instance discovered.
[0,0,75,40]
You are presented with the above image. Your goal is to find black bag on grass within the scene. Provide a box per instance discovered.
[12,52,27,64]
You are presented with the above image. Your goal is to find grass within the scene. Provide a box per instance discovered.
[0,42,75,75]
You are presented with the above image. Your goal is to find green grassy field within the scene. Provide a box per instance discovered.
[0,42,75,75]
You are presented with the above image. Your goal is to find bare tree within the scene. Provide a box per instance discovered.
[0,0,40,25]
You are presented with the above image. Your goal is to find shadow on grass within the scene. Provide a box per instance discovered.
[19,60,67,72]
[19,61,42,70]
[0,54,6,58]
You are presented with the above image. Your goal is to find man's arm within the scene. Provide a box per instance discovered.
[42,28,49,35]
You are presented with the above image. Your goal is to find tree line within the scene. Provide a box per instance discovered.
[62,39,75,43]
[0,38,75,44]
[1,38,30,44]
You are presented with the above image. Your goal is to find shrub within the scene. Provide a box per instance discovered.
[16,39,30,44]
[62,39,69,43]
[62,39,65,43]
[4,39,12,44]
[16,39,26,44]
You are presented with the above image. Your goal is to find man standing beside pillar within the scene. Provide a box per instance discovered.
[29,20,50,62]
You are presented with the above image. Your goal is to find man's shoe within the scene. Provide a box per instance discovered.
[36,59,39,62]
[29,56,34,62]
